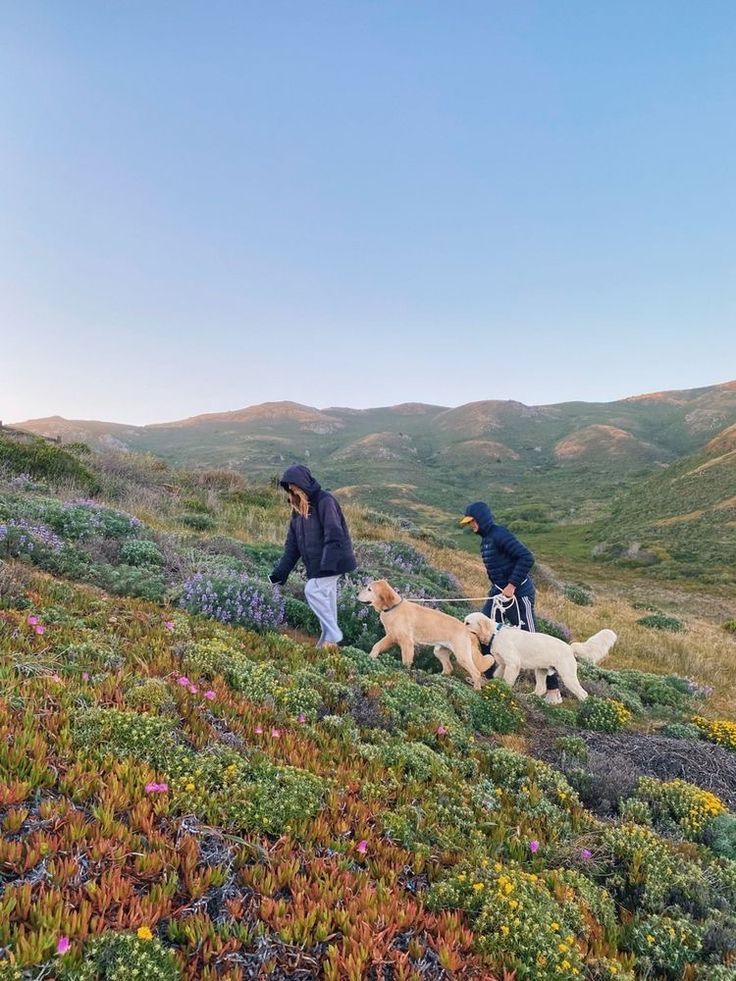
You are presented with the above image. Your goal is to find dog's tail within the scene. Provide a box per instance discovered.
[571,628,617,665]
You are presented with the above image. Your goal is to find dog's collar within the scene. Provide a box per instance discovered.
[382,598,404,612]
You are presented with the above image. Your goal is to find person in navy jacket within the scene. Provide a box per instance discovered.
[460,501,561,702]
[270,465,357,647]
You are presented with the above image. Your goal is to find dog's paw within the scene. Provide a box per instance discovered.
[545,689,563,706]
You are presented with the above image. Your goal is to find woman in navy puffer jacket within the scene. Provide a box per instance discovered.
[270,465,356,647]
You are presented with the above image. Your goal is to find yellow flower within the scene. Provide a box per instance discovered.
[185,782,195,792]
[137,926,153,941]
[500,924,509,936]
[472,882,485,892]
[646,934,655,944]
[550,922,560,931]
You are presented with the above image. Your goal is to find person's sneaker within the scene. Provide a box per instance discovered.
[545,689,563,706]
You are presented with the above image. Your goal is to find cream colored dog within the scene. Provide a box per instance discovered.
[464,612,617,701]
[357,580,493,689]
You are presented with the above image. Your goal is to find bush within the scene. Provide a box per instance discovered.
[577,697,632,733]
[58,932,181,980]
[631,777,727,842]
[536,616,572,643]
[723,620,736,634]
[284,596,320,633]
[564,584,593,606]
[179,572,285,631]
[180,512,216,531]
[692,716,736,752]
[636,613,685,633]
[89,563,166,602]
[0,436,99,492]
[661,722,702,741]
[624,914,702,978]
[705,813,736,861]
[119,539,164,567]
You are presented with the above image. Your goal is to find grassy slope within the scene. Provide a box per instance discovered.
[2,444,736,978]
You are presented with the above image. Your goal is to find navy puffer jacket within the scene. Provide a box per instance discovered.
[270,465,357,583]
[463,501,534,591]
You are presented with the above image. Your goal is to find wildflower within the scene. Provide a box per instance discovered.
[177,676,190,686]
[35,625,46,635]
[472,882,485,892]
[145,782,168,793]
[580,848,592,860]
[163,621,175,632]
[271,727,281,738]
[27,615,39,626]
[529,839,540,853]
[137,926,154,941]
[185,782,195,792]
[82,672,90,682]
[356,840,368,854]
[50,674,62,682]
[436,725,448,736]
[298,713,306,723]
[204,690,216,700]
[188,685,199,694]
[57,936,70,955]
[255,724,263,734]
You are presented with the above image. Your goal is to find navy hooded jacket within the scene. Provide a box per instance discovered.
[270,465,357,584]
[463,501,534,592]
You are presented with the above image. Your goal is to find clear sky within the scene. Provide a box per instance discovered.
[2,1,735,425]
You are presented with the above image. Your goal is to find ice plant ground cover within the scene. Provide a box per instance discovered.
[1,564,736,979]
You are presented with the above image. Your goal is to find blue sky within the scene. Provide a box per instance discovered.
[2,1,735,425]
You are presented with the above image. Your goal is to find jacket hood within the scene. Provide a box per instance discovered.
[464,501,495,535]
[280,465,321,497]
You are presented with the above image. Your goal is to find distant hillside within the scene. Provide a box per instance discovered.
[13,380,736,575]
[595,424,736,583]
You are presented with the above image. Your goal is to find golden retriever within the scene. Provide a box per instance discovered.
[464,612,617,701]
[357,579,493,689]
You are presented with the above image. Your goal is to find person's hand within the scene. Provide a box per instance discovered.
[501,583,516,599]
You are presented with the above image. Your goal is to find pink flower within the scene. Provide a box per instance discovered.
[35,625,46,635]
[298,713,306,723]
[56,936,70,955]
[145,782,168,794]
[580,848,592,861]
[255,725,263,734]
[271,728,281,739]
[188,685,199,694]
[163,621,175,631]
[177,676,190,686]
[529,840,540,853]
[436,725,448,736]
[356,839,368,854]
[204,690,216,700]
[82,672,90,682]
[27,615,39,626]
[50,674,62,683]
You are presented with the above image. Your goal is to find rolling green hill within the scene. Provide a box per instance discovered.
[12,380,736,581]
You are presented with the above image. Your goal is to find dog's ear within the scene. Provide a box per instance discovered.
[373,579,400,609]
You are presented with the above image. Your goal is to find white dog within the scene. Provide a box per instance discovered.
[464,612,617,701]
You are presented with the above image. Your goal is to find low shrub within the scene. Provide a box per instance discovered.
[577,697,632,733]
[118,539,164,567]
[180,512,216,531]
[179,572,285,631]
[564,584,593,606]
[636,613,685,633]
[691,716,736,752]
[623,914,702,979]
[58,931,181,980]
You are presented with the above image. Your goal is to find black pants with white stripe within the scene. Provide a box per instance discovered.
[481,583,560,690]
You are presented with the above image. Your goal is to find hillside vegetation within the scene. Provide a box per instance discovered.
[13,380,736,584]
[1,439,736,978]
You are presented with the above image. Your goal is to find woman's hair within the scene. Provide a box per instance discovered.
[288,485,310,518]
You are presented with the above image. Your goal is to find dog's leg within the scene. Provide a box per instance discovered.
[555,662,589,701]
[369,634,396,660]
[501,658,520,689]
[433,645,454,675]
[454,640,484,690]
[534,669,548,697]
[398,636,415,667]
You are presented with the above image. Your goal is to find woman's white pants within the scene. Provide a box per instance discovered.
[304,576,342,646]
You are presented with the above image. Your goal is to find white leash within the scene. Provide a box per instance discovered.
[406,592,522,626]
